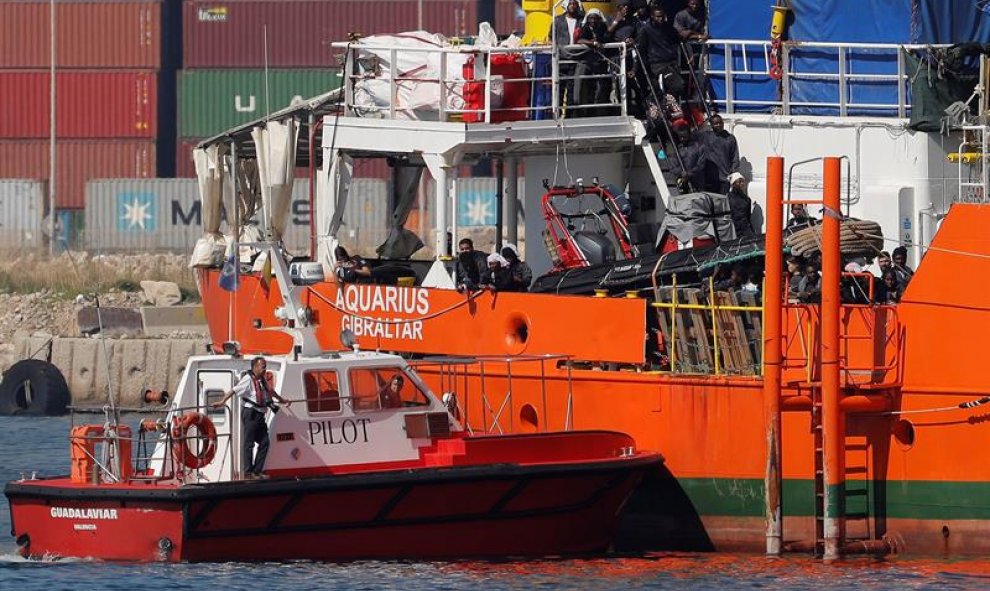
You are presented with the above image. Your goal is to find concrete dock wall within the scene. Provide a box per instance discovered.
[15,335,204,407]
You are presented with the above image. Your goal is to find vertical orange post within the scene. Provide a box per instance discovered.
[821,156,845,560]
[763,156,784,555]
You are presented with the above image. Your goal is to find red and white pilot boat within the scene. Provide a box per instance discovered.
[4,249,661,562]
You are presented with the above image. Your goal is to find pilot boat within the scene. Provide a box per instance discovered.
[5,250,661,562]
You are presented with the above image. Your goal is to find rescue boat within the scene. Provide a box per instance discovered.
[3,250,661,562]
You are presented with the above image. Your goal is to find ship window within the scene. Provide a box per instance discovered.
[349,367,430,412]
[304,370,341,414]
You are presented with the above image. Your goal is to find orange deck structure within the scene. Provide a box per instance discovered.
[199,158,990,555]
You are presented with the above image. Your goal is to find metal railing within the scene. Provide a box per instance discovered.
[651,275,765,376]
[411,354,575,434]
[956,124,989,203]
[335,40,629,123]
[705,40,949,117]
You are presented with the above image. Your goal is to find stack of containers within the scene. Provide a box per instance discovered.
[0,0,166,234]
[176,0,523,177]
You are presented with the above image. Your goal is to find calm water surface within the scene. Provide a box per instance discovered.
[1,415,989,590]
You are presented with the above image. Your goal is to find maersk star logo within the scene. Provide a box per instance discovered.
[117,192,157,231]
[458,192,496,226]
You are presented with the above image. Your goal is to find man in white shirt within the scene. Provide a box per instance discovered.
[213,357,291,478]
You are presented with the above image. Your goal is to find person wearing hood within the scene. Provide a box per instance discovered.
[726,172,755,238]
[574,8,613,117]
[481,253,514,291]
[501,243,532,292]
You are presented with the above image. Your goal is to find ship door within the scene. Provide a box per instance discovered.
[197,370,235,482]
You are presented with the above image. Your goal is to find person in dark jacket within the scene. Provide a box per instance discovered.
[726,172,755,238]
[702,114,740,193]
[551,0,584,117]
[480,253,514,291]
[501,243,532,292]
[636,6,684,99]
[674,0,708,42]
[455,238,488,291]
[575,8,612,117]
[669,126,706,193]
[891,245,914,291]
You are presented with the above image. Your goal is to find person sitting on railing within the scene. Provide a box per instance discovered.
[575,8,613,117]
[702,115,740,193]
[674,0,709,43]
[551,0,585,118]
[636,6,685,100]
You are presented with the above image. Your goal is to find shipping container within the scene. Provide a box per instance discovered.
[0,1,162,69]
[0,71,158,139]
[84,177,388,253]
[182,0,523,68]
[0,140,156,209]
[0,180,45,250]
[178,69,340,137]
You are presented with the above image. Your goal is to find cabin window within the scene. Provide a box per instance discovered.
[348,367,430,412]
[304,370,342,414]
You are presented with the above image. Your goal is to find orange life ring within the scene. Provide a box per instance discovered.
[171,412,217,469]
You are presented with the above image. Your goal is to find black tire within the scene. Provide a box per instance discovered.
[0,359,70,416]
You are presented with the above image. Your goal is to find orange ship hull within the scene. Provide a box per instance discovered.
[199,203,990,554]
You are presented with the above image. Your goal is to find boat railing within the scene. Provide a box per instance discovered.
[954,124,989,203]
[410,354,574,435]
[705,39,948,117]
[651,275,764,376]
[66,403,236,484]
[781,301,903,389]
[334,40,629,123]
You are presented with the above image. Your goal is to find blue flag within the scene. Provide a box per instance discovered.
[219,251,239,292]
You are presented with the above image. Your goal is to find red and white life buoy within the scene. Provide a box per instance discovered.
[171,412,217,469]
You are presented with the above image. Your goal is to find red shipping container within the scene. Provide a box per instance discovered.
[0,1,162,69]
[0,71,158,139]
[0,140,157,208]
[176,138,391,180]
[183,0,524,68]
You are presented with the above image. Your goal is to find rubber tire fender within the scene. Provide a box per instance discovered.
[0,359,70,416]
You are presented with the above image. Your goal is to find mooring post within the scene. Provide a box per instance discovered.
[763,156,785,555]
[821,156,845,560]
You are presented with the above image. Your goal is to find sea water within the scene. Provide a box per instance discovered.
[1,416,988,590]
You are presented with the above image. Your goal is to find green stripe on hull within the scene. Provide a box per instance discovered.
[678,478,990,520]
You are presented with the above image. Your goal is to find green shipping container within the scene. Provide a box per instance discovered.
[178,69,341,138]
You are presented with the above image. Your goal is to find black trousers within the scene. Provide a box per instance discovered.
[241,407,269,475]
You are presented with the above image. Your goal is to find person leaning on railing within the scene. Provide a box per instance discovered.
[575,9,613,117]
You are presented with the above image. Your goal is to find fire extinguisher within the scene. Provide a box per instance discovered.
[769,2,789,81]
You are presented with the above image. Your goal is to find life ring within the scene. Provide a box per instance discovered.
[171,412,217,469]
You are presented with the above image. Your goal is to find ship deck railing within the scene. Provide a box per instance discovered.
[703,39,950,117]
[333,40,630,124]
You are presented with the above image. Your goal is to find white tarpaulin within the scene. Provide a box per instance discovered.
[189,145,227,267]
[252,120,298,243]
[351,31,472,120]
[316,150,353,273]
